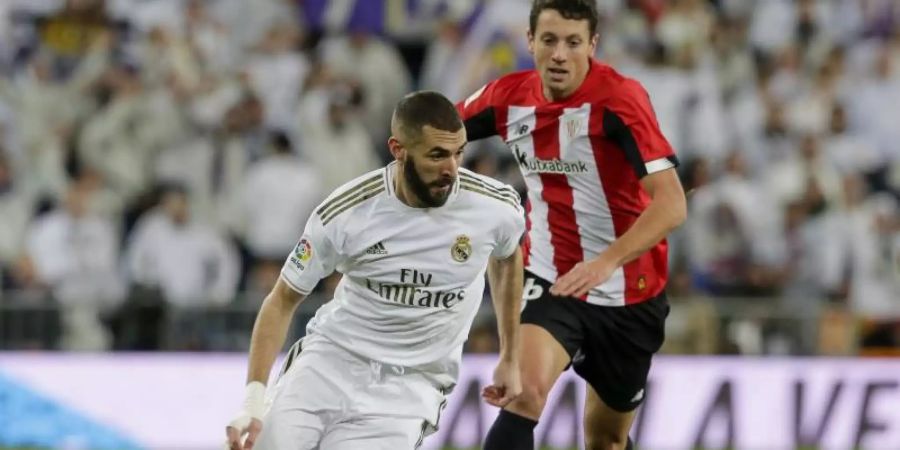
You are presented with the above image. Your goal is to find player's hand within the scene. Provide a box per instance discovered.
[551,254,618,298]
[225,415,262,450]
[482,358,521,407]
[225,381,266,450]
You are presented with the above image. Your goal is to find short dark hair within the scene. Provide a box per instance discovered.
[269,129,293,154]
[529,0,599,37]
[392,91,462,144]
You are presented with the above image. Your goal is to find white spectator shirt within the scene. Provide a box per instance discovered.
[127,212,240,306]
[26,210,123,308]
[280,163,525,375]
[233,154,321,259]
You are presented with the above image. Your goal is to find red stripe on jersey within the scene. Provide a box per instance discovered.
[589,108,666,304]
[533,106,583,279]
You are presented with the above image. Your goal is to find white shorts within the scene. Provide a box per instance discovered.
[254,335,451,450]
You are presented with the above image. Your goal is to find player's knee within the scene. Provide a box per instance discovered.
[509,381,552,418]
[584,428,630,450]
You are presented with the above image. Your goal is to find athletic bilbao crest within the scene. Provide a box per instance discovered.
[566,117,583,140]
[451,235,472,262]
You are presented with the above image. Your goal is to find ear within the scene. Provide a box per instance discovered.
[590,33,599,54]
[387,136,404,161]
[526,30,535,55]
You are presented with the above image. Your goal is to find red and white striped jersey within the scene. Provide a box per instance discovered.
[457,59,679,306]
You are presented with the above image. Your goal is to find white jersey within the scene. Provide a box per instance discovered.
[280,162,525,378]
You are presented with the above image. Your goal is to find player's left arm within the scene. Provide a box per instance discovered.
[609,168,686,265]
[551,79,688,298]
[551,169,686,297]
[487,246,524,363]
[483,245,524,407]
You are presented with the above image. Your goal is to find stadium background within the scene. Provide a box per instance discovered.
[0,0,897,448]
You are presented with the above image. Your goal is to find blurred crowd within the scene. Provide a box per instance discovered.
[0,0,897,355]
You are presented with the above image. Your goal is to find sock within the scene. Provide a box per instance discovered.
[626,436,634,450]
[483,409,537,450]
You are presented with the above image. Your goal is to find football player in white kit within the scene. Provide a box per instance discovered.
[226,91,526,450]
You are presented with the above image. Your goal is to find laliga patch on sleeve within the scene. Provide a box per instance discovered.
[289,237,313,270]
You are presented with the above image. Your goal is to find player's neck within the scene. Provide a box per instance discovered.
[543,85,579,102]
[393,167,426,208]
[543,76,587,102]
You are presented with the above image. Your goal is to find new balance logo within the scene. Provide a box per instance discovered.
[366,241,388,255]
[630,389,644,403]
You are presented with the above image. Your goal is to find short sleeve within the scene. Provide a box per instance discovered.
[457,81,500,140]
[603,78,679,178]
[280,213,339,294]
[491,192,526,259]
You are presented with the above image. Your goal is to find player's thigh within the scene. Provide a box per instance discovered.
[515,273,585,416]
[583,384,635,450]
[574,291,667,413]
[253,410,324,450]
[320,416,426,450]
[519,323,572,393]
[254,337,344,450]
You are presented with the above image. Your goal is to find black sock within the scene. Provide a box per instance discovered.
[626,436,634,450]
[483,409,537,450]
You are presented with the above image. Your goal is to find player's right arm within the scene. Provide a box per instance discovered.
[226,279,306,450]
[246,278,306,384]
[227,210,339,450]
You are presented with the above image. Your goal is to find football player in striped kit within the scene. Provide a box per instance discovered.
[457,1,688,449]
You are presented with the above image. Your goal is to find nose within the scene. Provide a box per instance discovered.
[551,42,567,63]
[441,155,460,178]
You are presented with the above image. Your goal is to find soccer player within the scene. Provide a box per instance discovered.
[225,91,525,450]
[456,1,688,449]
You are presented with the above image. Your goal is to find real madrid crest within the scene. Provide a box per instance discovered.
[451,235,472,263]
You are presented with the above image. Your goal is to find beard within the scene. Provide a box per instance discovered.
[403,156,453,207]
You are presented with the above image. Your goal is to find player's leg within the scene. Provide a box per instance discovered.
[583,385,636,450]
[253,409,324,450]
[253,337,341,450]
[483,323,571,450]
[319,363,449,450]
[484,272,583,450]
[503,323,571,420]
[320,415,426,450]
[576,292,669,450]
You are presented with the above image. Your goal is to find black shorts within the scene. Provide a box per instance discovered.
[520,271,669,412]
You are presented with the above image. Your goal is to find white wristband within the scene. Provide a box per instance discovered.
[243,381,267,420]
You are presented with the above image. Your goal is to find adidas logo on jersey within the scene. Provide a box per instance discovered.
[366,241,388,255]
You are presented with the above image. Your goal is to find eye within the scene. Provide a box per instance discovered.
[542,37,555,45]
[568,40,581,48]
